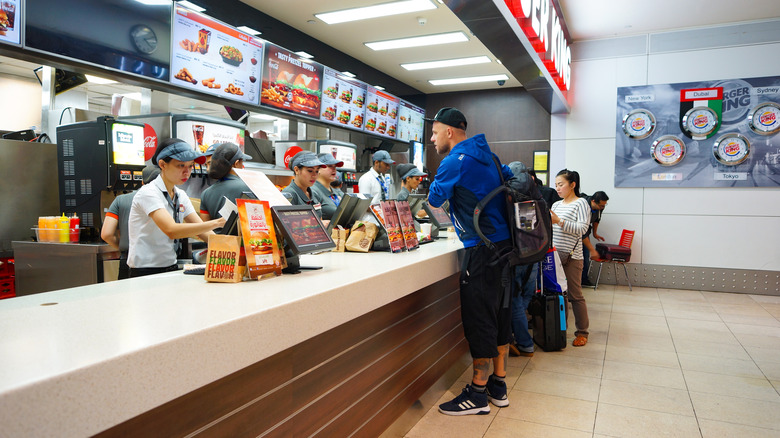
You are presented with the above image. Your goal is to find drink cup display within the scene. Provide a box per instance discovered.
[198,29,210,54]
[192,124,205,150]
[420,223,432,238]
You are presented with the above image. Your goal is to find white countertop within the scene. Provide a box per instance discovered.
[0,239,463,437]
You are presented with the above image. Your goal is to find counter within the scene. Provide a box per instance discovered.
[0,238,465,437]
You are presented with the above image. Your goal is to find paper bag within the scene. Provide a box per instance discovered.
[205,234,245,283]
[346,221,378,252]
[331,225,349,252]
[542,247,568,293]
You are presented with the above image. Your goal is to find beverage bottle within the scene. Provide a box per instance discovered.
[69,215,80,243]
[58,214,70,243]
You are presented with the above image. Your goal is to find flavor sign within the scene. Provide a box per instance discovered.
[261,43,323,117]
[170,5,264,105]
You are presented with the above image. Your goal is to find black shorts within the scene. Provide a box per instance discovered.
[459,240,513,359]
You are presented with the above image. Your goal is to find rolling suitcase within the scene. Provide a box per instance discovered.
[595,243,632,262]
[529,258,567,352]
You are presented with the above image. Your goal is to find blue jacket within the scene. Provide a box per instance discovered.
[428,134,513,248]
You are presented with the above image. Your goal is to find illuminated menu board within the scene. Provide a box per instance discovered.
[397,100,425,143]
[364,86,400,138]
[320,67,367,130]
[0,0,20,45]
[261,42,323,118]
[170,6,263,105]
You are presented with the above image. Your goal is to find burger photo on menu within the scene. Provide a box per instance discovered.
[368,100,378,113]
[366,118,376,131]
[379,104,388,116]
[291,73,321,113]
[352,114,364,128]
[337,109,351,124]
[340,88,352,104]
[377,120,387,134]
[389,107,397,119]
[355,95,364,108]
[324,83,338,99]
[322,106,336,121]
[388,124,396,137]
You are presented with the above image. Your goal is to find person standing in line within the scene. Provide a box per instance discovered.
[549,169,591,347]
[358,150,394,204]
[426,107,515,416]
[509,262,537,357]
[311,153,344,220]
[580,191,609,286]
[529,169,561,207]
[101,165,160,280]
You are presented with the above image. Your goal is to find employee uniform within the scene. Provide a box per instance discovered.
[128,175,195,273]
[105,191,136,279]
[396,187,410,202]
[311,181,338,220]
[282,181,322,218]
[199,174,251,219]
[358,167,391,204]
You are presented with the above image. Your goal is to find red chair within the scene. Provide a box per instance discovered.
[591,229,635,290]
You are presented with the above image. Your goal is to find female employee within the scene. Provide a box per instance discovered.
[199,142,253,221]
[281,151,325,216]
[395,163,427,201]
[549,169,591,347]
[127,138,226,278]
[310,153,343,220]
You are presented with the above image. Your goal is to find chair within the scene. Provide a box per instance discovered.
[590,229,635,290]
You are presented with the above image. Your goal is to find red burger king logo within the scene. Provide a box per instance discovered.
[760,111,776,126]
[724,142,741,156]
[693,114,709,128]
[661,145,676,157]
[631,119,645,130]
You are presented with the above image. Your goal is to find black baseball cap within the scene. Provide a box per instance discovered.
[424,107,467,130]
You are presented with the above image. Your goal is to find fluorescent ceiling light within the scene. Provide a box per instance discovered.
[341,71,356,78]
[365,32,468,51]
[178,1,205,12]
[134,0,170,5]
[295,51,314,59]
[315,0,436,25]
[85,75,117,85]
[429,74,509,86]
[237,26,261,36]
[374,85,385,91]
[401,56,491,71]
[250,114,278,121]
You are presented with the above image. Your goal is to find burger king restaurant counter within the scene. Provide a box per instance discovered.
[0,238,466,437]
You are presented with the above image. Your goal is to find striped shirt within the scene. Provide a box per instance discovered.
[551,197,591,260]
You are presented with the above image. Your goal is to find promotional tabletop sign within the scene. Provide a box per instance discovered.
[171,5,264,105]
[261,42,323,118]
[397,100,426,143]
[364,86,400,138]
[205,234,244,283]
[379,201,405,253]
[237,199,282,279]
[615,75,780,188]
[395,200,419,250]
[320,66,367,131]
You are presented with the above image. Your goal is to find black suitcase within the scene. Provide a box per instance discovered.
[531,291,567,351]
[595,243,631,262]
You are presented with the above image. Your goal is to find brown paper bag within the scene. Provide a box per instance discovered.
[346,221,378,252]
[205,234,245,283]
[331,225,349,252]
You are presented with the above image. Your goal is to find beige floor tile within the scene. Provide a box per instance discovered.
[604,345,680,368]
[721,313,780,327]
[404,405,494,438]
[666,317,729,332]
[755,360,780,380]
[772,380,780,392]
[745,345,780,363]
[523,353,603,378]
[727,322,780,337]
[673,338,750,360]
[699,418,780,438]
[607,332,676,352]
[683,370,780,402]
[500,390,596,432]
[485,416,593,438]
[690,391,780,430]
[750,294,780,304]
[599,379,693,416]
[594,403,700,438]
[733,332,780,349]
[514,369,601,402]
[702,291,757,304]
[759,303,780,318]
[669,326,740,345]
[713,303,774,317]
[557,339,606,361]
[677,352,764,378]
[602,360,686,389]
[658,289,708,303]
[608,320,671,338]
[662,307,721,322]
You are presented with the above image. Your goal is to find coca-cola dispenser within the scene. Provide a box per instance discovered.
[56,116,146,238]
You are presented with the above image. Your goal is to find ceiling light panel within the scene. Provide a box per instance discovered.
[429,74,509,86]
[178,1,206,12]
[315,0,436,25]
[365,32,468,51]
[237,25,262,36]
[401,56,491,71]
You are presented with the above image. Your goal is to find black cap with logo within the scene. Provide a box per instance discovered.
[424,107,467,130]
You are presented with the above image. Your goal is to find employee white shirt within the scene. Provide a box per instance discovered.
[358,167,392,204]
[127,175,195,268]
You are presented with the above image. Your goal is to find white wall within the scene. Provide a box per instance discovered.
[553,22,780,271]
[0,77,42,131]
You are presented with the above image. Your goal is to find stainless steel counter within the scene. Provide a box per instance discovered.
[11,241,120,295]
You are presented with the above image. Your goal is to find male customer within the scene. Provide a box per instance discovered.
[580,191,609,286]
[426,107,514,416]
[358,150,394,203]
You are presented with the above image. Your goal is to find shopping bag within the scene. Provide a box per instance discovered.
[541,247,567,293]
[331,225,349,252]
[205,234,245,283]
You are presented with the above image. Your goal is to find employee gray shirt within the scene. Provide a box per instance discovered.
[311,181,337,220]
[106,191,136,253]
[282,181,322,218]
[199,175,251,219]
[396,187,410,202]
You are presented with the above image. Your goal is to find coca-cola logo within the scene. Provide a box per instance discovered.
[283,146,303,169]
[143,123,158,161]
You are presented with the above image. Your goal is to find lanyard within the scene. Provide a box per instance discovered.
[375,174,388,201]
[163,190,182,253]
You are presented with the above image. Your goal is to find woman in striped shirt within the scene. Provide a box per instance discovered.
[550,169,592,347]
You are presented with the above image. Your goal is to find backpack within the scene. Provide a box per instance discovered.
[473,156,553,266]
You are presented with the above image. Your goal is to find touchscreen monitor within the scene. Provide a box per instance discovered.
[423,203,453,229]
[407,194,426,216]
[111,122,145,166]
[326,194,371,234]
[271,205,334,255]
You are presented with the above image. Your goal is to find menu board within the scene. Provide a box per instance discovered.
[364,86,400,138]
[397,100,426,143]
[171,6,263,105]
[0,0,20,45]
[320,67,367,130]
[261,42,323,117]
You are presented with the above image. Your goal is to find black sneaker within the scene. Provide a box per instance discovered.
[438,384,490,416]
[485,375,509,407]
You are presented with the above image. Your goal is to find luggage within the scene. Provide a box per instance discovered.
[530,291,567,352]
[595,243,632,262]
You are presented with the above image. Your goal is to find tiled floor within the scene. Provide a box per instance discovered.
[403,285,780,438]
